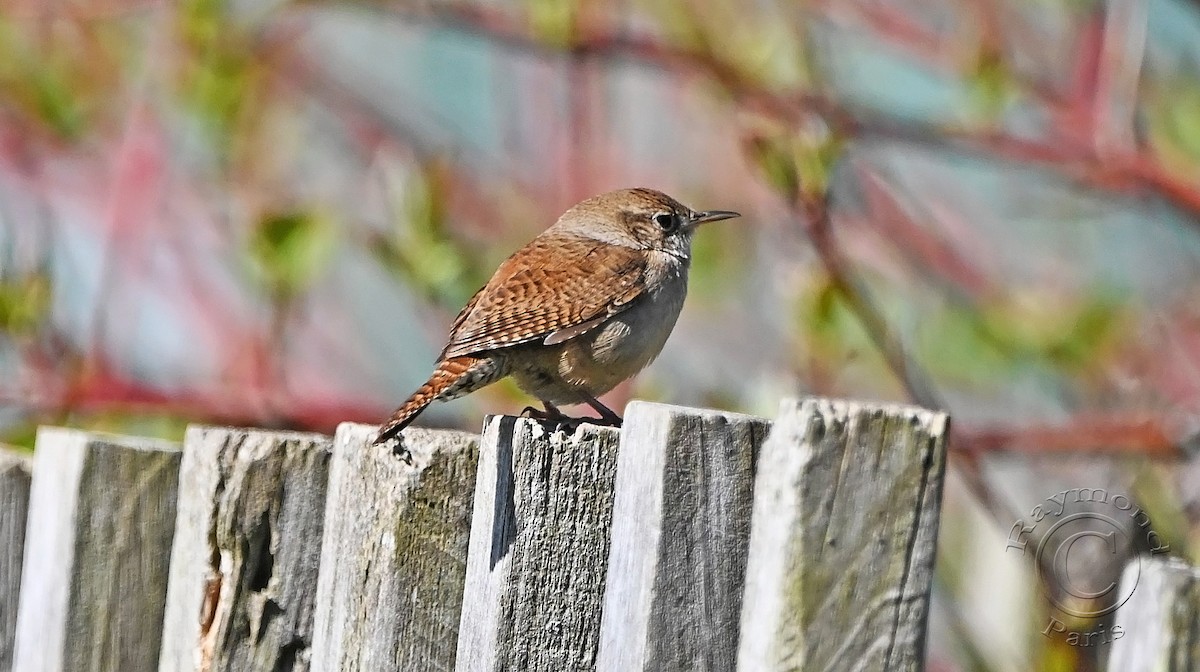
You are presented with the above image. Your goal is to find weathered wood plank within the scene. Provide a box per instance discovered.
[455,416,621,672]
[311,423,479,672]
[0,448,32,672]
[159,426,333,672]
[736,398,949,672]
[13,427,182,672]
[1107,557,1200,671]
[596,402,771,672]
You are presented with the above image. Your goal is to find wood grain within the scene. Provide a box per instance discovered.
[13,427,181,672]
[0,448,31,672]
[736,398,949,672]
[454,416,621,672]
[159,426,332,672]
[597,402,770,672]
[1107,557,1200,671]
[311,423,479,672]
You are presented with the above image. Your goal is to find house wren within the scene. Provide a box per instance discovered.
[373,187,739,445]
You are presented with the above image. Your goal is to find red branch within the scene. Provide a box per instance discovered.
[956,414,1182,459]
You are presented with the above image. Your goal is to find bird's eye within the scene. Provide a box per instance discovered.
[653,212,677,231]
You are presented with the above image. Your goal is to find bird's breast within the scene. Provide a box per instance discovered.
[558,264,687,389]
[508,252,689,404]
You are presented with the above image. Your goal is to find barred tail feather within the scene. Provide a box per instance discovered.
[373,355,501,444]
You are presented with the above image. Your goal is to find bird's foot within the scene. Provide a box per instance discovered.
[520,405,566,428]
[519,402,595,431]
[520,405,566,422]
[519,403,622,430]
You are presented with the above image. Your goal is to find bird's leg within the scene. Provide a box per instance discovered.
[583,395,623,427]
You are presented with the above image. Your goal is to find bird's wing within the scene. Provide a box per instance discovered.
[439,237,647,360]
[439,286,485,359]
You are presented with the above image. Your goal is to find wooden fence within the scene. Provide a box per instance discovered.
[0,395,1161,671]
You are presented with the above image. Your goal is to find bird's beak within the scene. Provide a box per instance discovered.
[687,210,741,229]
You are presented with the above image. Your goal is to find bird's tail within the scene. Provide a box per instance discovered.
[373,355,502,444]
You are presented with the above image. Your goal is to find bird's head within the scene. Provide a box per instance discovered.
[553,188,740,259]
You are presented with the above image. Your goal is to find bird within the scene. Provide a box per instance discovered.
[373,187,740,446]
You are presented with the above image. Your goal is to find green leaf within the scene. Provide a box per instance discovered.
[0,19,86,139]
[371,164,487,308]
[526,0,578,47]
[967,47,1016,123]
[0,422,37,452]
[1147,79,1200,172]
[796,131,843,200]
[176,0,256,149]
[746,133,800,198]
[30,59,85,139]
[796,277,876,359]
[1042,294,1125,369]
[248,209,335,299]
[0,273,51,336]
[745,125,842,200]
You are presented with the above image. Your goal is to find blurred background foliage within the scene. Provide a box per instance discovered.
[4,0,1200,668]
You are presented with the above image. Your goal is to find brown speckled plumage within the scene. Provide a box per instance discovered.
[441,239,648,358]
[374,188,739,444]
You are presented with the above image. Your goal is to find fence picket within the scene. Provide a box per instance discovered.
[13,428,181,672]
[736,398,948,672]
[311,423,479,672]
[454,417,621,672]
[159,426,332,672]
